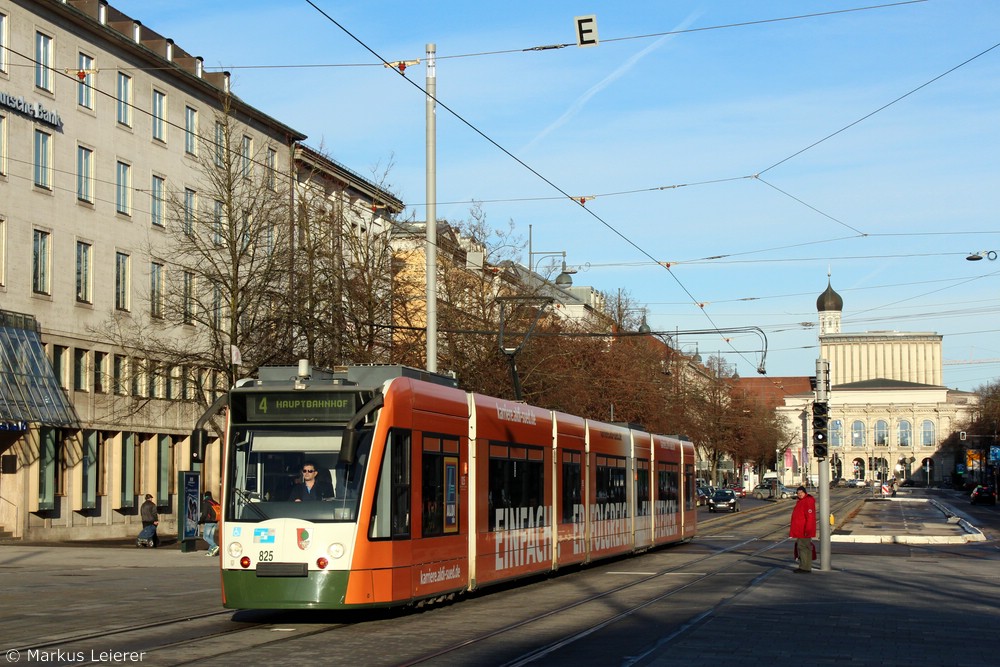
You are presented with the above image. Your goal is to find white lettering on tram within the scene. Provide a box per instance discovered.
[494,505,550,571]
[588,502,629,550]
[419,564,462,585]
[654,499,679,538]
[495,403,537,425]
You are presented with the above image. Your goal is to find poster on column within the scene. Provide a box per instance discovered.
[181,471,202,541]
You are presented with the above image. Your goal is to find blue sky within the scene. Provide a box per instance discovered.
[112,1,1000,390]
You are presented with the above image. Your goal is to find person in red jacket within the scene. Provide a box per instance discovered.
[789,485,817,573]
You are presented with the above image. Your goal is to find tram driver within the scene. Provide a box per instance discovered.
[289,460,335,502]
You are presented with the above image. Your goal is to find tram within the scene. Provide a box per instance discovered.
[206,362,697,610]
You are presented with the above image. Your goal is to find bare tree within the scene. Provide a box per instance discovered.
[93,99,295,424]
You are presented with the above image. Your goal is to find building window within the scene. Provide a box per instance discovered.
[921,420,935,447]
[0,12,7,73]
[78,53,94,108]
[213,200,224,245]
[0,113,6,176]
[116,161,132,215]
[33,130,51,189]
[185,106,197,155]
[212,283,223,329]
[898,420,911,447]
[851,420,866,448]
[874,420,888,447]
[76,241,92,303]
[241,135,252,178]
[115,251,130,311]
[152,89,166,142]
[830,419,843,447]
[53,345,68,389]
[131,358,143,397]
[214,121,224,167]
[77,146,94,202]
[151,175,165,227]
[266,147,277,190]
[35,32,53,92]
[150,262,163,318]
[32,229,50,294]
[116,72,132,126]
[0,217,5,288]
[113,354,127,395]
[93,352,107,394]
[73,349,88,392]
[183,271,195,324]
[183,188,196,235]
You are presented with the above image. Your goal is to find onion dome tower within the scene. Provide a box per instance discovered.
[816,277,843,336]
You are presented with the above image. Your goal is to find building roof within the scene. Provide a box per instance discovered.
[816,279,843,312]
[834,378,945,390]
[736,376,814,409]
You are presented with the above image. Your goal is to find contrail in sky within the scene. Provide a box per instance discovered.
[521,12,701,154]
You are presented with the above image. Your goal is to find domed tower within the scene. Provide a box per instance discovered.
[816,278,842,336]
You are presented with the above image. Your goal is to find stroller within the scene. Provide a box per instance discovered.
[136,524,158,548]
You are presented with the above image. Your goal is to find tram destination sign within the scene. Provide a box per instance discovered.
[239,392,357,423]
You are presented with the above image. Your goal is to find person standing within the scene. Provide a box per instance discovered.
[790,485,816,573]
[199,491,221,556]
[139,494,159,547]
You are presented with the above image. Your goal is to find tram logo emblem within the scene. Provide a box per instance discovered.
[297,528,311,550]
[253,528,275,544]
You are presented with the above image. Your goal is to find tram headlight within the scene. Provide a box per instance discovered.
[328,542,345,559]
[228,542,243,558]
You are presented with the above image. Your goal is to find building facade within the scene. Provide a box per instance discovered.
[774,280,975,487]
[0,0,396,541]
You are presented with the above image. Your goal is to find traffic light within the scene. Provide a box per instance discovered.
[190,429,207,467]
[812,401,829,459]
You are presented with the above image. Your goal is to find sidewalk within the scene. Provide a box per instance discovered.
[644,490,1000,667]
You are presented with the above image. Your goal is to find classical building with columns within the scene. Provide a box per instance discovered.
[773,281,976,487]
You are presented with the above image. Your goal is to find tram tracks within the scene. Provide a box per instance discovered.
[395,492,868,666]
[10,494,870,666]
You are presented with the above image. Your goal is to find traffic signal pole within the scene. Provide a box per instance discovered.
[815,359,831,572]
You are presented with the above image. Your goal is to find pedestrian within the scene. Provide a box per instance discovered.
[199,491,221,556]
[139,494,159,547]
[789,485,816,573]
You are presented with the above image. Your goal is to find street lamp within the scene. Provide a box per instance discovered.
[966,250,998,261]
[527,224,577,286]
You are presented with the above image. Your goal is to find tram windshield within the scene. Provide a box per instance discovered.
[227,427,373,523]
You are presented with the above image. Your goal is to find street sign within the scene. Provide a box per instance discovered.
[575,15,598,47]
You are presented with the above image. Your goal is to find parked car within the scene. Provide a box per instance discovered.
[970,485,997,505]
[708,489,741,513]
[846,478,865,488]
[696,488,710,506]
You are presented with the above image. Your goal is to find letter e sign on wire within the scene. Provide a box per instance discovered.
[575,15,598,47]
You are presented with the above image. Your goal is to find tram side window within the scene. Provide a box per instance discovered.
[488,443,544,531]
[684,464,695,510]
[370,429,411,540]
[561,450,583,523]
[595,455,627,509]
[658,462,679,514]
[636,460,650,516]
[421,434,460,538]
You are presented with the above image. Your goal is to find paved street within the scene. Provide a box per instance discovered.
[1,488,997,666]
